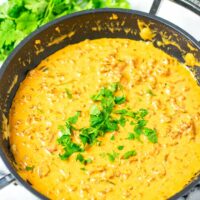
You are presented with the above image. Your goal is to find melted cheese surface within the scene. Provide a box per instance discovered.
[9,38,200,200]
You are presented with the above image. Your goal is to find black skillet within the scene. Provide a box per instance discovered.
[0,8,200,200]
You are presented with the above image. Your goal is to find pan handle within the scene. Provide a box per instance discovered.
[149,0,162,15]
[0,173,15,189]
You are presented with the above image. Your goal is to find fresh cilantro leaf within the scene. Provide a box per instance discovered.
[80,167,86,171]
[90,112,104,127]
[65,89,72,99]
[107,151,119,162]
[123,150,137,159]
[91,87,113,101]
[105,119,118,132]
[0,20,16,48]
[138,108,148,118]
[147,89,156,96]
[127,133,135,140]
[90,105,100,115]
[7,0,24,18]
[76,153,92,165]
[118,116,126,127]
[58,124,71,135]
[16,12,38,34]
[143,128,158,143]
[114,109,128,115]
[24,0,48,14]
[25,166,34,171]
[117,145,124,150]
[0,0,131,61]
[59,142,83,160]
[79,128,92,145]
[137,119,147,127]
[57,134,71,146]
[99,0,131,8]
[108,82,121,92]
[68,111,80,124]
[101,96,115,113]
[110,135,115,141]
[80,127,101,145]
[134,125,143,140]
[114,96,126,104]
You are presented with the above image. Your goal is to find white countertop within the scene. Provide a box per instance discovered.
[0,0,200,199]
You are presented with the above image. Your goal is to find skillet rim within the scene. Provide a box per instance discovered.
[0,8,199,200]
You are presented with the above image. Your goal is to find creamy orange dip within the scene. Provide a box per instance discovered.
[9,38,200,200]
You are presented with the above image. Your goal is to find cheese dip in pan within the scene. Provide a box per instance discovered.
[9,38,200,200]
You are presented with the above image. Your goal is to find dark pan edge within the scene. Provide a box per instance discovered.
[0,8,200,200]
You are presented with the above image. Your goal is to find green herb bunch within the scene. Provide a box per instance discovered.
[0,0,130,61]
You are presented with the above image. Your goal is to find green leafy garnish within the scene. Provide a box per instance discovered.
[58,142,83,160]
[80,83,122,145]
[107,151,119,162]
[114,96,126,104]
[65,89,72,99]
[146,89,156,96]
[76,153,92,165]
[90,105,100,115]
[118,116,126,127]
[25,166,34,171]
[143,128,158,143]
[117,145,124,150]
[110,135,115,141]
[116,108,157,143]
[57,112,83,160]
[57,83,158,163]
[123,150,137,159]
[127,133,135,140]
[0,0,131,61]
[68,111,80,124]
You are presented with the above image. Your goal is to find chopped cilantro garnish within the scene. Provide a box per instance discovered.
[143,128,158,143]
[107,151,119,162]
[90,105,100,115]
[76,154,92,165]
[81,84,122,145]
[59,142,84,160]
[114,96,126,104]
[118,116,126,127]
[146,89,156,96]
[65,89,72,99]
[25,166,34,171]
[127,133,135,140]
[57,112,83,160]
[110,135,115,141]
[123,150,137,159]
[57,83,158,163]
[80,167,86,171]
[117,145,124,150]
[68,111,81,124]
